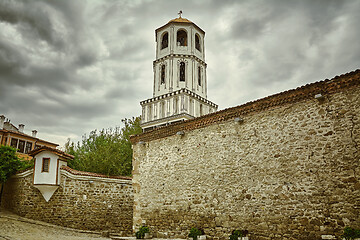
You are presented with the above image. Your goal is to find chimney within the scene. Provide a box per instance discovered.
[19,124,25,133]
[32,130,38,138]
[0,115,5,129]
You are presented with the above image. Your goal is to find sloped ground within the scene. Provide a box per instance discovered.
[0,209,111,240]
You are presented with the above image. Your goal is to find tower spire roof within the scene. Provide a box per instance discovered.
[168,17,192,24]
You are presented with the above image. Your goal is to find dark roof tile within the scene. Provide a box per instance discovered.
[131,69,360,144]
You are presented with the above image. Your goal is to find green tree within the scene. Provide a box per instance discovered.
[64,117,142,176]
[0,146,31,184]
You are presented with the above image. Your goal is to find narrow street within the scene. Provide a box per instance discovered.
[0,209,111,240]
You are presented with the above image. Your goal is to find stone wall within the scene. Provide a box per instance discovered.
[132,71,360,240]
[1,168,133,236]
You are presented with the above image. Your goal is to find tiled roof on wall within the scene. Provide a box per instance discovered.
[130,69,360,144]
[28,146,74,161]
[60,166,132,180]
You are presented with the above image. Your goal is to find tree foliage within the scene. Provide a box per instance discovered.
[0,146,32,184]
[64,117,142,176]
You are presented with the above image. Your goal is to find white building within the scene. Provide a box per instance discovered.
[29,146,73,202]
[140,15,218,131]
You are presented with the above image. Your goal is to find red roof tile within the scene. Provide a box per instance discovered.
[60,166,132,180]
[28,146,74,161]
[130,69,360,144]
[0,129,58,146]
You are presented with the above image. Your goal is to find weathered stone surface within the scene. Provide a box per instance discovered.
[132,87,360,239]
[1,171,134,236]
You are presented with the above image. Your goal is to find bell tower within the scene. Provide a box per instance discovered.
[140,13,218,131]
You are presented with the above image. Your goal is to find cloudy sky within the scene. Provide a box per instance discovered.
[1,0,359,148]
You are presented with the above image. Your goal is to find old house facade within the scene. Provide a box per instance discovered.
[0,115,58,160]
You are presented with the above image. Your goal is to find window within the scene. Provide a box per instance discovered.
[161,65,166,84]
[147,105,152,121]
[200,104,203,116]
[25,142,33,154]
[179,62,185,82]
[174,97,178,114]
[42,158,50,172]
[18,140,25,153]
[161,32,168,49]
[161,101,165,118]
[198,66,201,86]
[195,34,201,51]
[190,99,194,115]
[177,30,187,46]
[10,138,18,149]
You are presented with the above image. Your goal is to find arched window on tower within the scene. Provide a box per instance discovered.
[161,32,168,49]
[161,65,166,84]
[174,97,178,114]
[198,66,201,86]
[177,30,187,46]
[161,101,165,118]
[195,34,201,51]
[179,62,185,82]
[148,105,152,121]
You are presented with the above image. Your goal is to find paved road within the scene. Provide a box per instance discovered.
[0,209,111,240]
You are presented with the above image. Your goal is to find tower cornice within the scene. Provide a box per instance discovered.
[140,88,218,108]
[153,54,207,66]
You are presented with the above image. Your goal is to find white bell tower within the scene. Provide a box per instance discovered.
[140,13,218,131]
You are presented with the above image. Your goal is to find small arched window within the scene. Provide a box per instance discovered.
[179,62,185,82]
[174,97,178,114]
[198,66,201,86]
[195,34,201,51]
[161,32,168,49]
[161,65,166,84]
[177,30,187,46]
[148,105,152,121]
[161,101,165,118]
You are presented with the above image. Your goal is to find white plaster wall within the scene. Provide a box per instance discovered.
[141,93,217,124]
[156,24,205,60]
[154,57,206,98]
[154,21,206,97]
[34,151,59,185]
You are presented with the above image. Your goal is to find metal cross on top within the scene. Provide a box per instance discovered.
[178,10,183,18]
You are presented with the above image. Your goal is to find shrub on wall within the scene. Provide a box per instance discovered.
[341,226,360,240]
[188,227,203,240]
[135,226,149,239]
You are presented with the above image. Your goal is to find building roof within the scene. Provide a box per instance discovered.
[168,17,193,24]
[60,166,132,180]
[155,17,205,35]
[0,129,59,147]
[130,69,360,144]
[28,146,74,161]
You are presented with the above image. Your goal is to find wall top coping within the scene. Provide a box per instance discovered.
[11,168,132,184]
[60,166,132,181]
[12,169,33,178]
[130,69,360,144]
